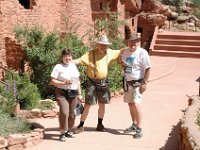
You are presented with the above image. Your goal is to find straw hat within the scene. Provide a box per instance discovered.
[96,35,111,45]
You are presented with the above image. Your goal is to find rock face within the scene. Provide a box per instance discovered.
[124,0,142,15]
[142,0,166,13]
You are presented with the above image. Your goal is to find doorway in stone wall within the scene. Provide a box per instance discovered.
[91,0,117,12]
[18,0,36,9]
[18,0,30,9]
[137,27,142,36]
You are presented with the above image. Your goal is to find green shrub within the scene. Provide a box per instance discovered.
[16,73,41,109]
[191,0,200,7]
[0,109,31,137]
[108,63,123,92]
[108,37,125,92]
[191,8,200,20]
[0,92,16,115]
[0,74,17,115]
[0,71,41,110]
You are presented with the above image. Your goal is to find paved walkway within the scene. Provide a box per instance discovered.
[27,56,200,150]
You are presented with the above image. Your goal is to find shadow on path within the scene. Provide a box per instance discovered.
[43,127,59,141]
[43,126,132,141]
[159,121,181,150]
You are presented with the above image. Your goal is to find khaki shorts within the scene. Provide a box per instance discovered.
[124,86,142,104]
[85,79,111,105]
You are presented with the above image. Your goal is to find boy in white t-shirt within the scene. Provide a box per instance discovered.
[120,33,151,138]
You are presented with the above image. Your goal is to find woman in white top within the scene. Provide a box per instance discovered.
[50,49,83,141]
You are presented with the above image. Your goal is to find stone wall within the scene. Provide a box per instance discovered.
[0,0,95,69]
[0,0,126,71]
[64,0,93,42]
[0,125,44,150]
[0,0,65,70]
[179,96,200,150]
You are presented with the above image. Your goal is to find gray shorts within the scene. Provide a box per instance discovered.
[85,78,111,105]
[124,86,142,104]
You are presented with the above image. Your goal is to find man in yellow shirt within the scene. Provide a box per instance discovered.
[74,35,121,133]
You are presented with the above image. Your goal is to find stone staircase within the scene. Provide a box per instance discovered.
[149,27,200,58]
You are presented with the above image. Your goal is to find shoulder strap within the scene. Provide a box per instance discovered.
[92,50,109,80]
[93,50,97,79]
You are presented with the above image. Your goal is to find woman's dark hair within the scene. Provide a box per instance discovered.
[61,49,72,56]
[60,49,73,63]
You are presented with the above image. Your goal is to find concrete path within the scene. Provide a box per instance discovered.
[27,56,200,150]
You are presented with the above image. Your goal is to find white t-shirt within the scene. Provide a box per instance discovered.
[121,47,151,81]
[50,63,80,90]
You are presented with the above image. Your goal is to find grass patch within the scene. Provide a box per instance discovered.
[0,109,32,137]
[36,99,55,110]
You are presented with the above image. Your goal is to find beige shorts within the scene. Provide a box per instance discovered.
[124,86,142,104]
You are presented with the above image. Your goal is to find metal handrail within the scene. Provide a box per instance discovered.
[0,80,8,86]
[0,65,15,80]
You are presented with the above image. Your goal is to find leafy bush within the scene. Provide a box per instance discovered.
[108,63,123,92]
[191,0,200,6]
[191,8,200,20]
[0,109,31,137]
[0,71,41,110]
[0,72,17,114]
[16,73,41,109]
[108,37,125,92]
[0,92,16,115]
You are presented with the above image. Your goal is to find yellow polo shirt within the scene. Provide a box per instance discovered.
[79,48,120,79]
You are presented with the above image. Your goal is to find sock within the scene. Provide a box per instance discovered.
[98,118,103,125]
[78,121,84,128]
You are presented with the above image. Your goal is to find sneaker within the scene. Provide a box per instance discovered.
[59,134,66,141]
[65,131,74,138]
[74,126,84,134]
[133,127,143,139]
[96,124,107,132]
[123,124,137,133]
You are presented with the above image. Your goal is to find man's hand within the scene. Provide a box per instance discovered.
[72,59,80,65]
[139,83,147,94]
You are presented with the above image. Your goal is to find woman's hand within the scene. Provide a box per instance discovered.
[77,95,84,103]
[65,79,72,84]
